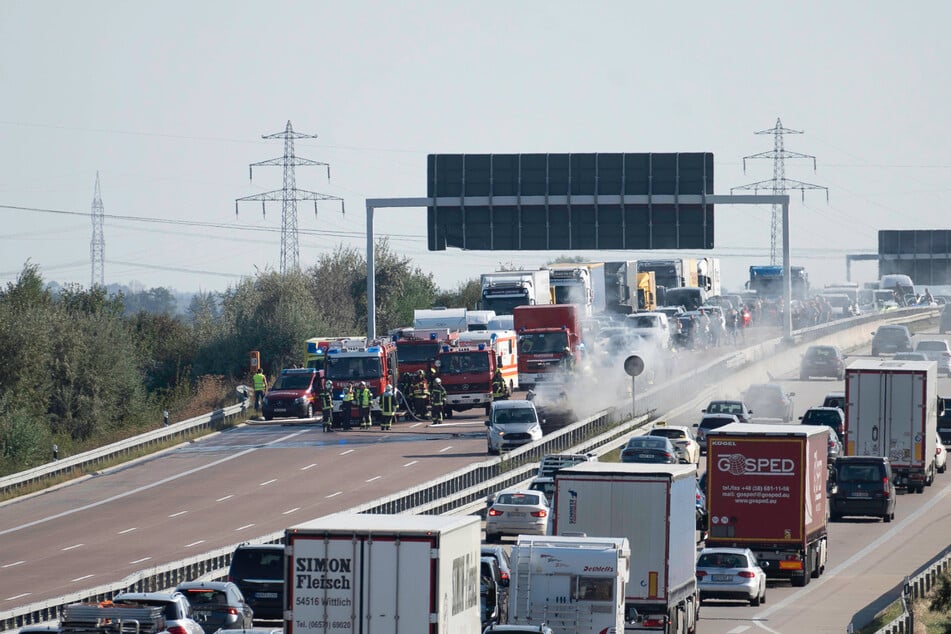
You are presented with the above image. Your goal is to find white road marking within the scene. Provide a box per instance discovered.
[0,429,310,537]
[168,511,188,518]
[130,557,152,564]
[62,544,83,551]
[71,574,93,582]
[6,593,31,601]
[301,463,317,470]
[326,491,342,498]
[259,479,277,486]
[366,476,381,483]
[235,524,255,531]
[283,507,300,515]
[403,460,418,467]
[216,495,234,502]
[340,449,355,456]
[184,540,205,548]
[118,527,137,535]
[411,422,424,428]
[2,561,25,568]
[439,446,453,453]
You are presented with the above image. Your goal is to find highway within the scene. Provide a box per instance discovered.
[1,320,948,633]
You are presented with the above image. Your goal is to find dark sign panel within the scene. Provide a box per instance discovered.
[879,230,951,285]
[427,153,714,251]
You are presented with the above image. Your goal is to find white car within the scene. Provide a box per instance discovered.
[486,400,543,454]
[647,424,700,464]
[936,434,948,474]
[624,312,671,349]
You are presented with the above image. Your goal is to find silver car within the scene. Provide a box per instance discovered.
[696,547,767,606]
[485,489,550,543]
[914,339,951,376]
[486,400,543,454]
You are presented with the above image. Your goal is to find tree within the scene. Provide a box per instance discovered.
[433,278,482,310]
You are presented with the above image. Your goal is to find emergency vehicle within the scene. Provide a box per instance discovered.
[435,330,518,416]
[323,337,399,423]
[392,327,459,377]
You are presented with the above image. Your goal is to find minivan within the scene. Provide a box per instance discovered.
[261,368,322,421]
[829,456,896,523]
[227,544,285,620]
[486,400,543,454]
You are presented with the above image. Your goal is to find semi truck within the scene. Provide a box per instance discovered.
[414,307,469,332]
[480,270,552,315]
[637,259,687,294]
[705,422,829,587]
[548,262,606,315]
[513,304,583,389]
[554,462,699,633]
[507,535,629,634]
[602,261,657,314]
[436,330,518,416]
[844,358,938,493]
[747,265,809,300]
[696,257,721,297]
[284,513,482,634]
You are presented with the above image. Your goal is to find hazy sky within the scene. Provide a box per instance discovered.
[2,1,949,295]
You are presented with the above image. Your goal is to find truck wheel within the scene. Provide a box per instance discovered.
[264,414,273,421]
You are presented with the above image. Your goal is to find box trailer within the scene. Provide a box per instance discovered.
[845,358,938,492]
[554,462,698,633]
[705,423,829,586]
[284,513,482,634]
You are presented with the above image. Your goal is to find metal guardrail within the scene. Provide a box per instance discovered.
[0,307,939,632]
[873,547,951,634]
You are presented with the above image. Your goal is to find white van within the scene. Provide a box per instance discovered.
[624,311,671,349]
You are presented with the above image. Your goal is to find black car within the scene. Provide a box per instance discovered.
[620,436,678,464]
[800,345,846,380]
[481,544,512,587]
[481,556,507,628]
[871,325,913,356]
[227,544,284,621]
[799,407,845,441]
[743,384,795,422]
[829,456,896,522]
[694,414,740,455]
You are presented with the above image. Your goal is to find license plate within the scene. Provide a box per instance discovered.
[508,512,525,517]
[274,408,286,413]
[849,491,869,498]
[256,592,278,599]
[712,574,733,582]
[636,453,653,459]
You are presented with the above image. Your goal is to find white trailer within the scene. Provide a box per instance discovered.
[284,513,482,634]
[845,358,938,492]
[480,270,552,315]
[554,462,698,633]
[508,535,629,634]
[548,263,606,315]
[414,307,468,332]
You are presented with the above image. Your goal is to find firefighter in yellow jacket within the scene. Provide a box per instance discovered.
[356,381,373,430]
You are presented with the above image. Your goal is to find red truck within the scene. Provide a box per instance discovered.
[435,330,518,417]
[323,337,399,423]
[392,327,459,378]
[513,304,582,389]
[705,422,829,587]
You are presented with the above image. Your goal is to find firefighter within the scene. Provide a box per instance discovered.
[430,377,447,424]
[562,346,575,373]
[380,384,397,430]
[320,380,334,432]
[341,383,355,430]
[412,376,430,420]
[252,368,267,411]
[356,381,373,430]
[491,368,510,401]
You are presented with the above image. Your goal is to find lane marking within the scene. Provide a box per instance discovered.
[130,557,152,564]
[439,446,453,453]
[71,574,93,582]
[5,593,30,601]
[216,495,234,502]
[366,476,381,483]
[235,524,254,531]
[259,479,277,486]
[62,544,83,551]
[403,460,418,467]
[283,507,300,515]
[1,561,25,568]
[301,463,317,470]
[326,491,342,498]
[168,511,188,518]
[340,449,355,456]
[118,528,137,535]
[184,540,205,548]
[411,422,424,428]
[0,429,310,537]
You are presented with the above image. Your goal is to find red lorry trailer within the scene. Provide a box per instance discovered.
[513,304,582,389]
[845,358,938,492]
[705,422,829,587]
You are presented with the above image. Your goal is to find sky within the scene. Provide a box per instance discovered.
[2,1,949,297]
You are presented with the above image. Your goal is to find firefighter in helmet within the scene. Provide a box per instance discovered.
[356,381,372,430]
[320,379,334,432]
[411,374,430,420]
[562,346,575,373]
[429,377,447,424]
[380,384,397,430]
[341,383,355,430]
[491,368,510,401]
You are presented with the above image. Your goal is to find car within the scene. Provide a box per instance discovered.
[939,430,951,465]
[261,367,322,421]
[695,547,767,606]
[743,383,795,422]
[647,423,700,464]
[694,414,740,454]
[829,456,896,522]
[936,434,948,474]
[481,556,507,628]
[941,303,951,334]
[871,324,913,356]
[481,544,512,587]
[175,582,254,633]
[112,591,204,634]
[227,544,285,621]
[914,339,951,376]
[822,391,845,411]
[702,400,754,423]
[695,480,708,537]
[526,475,555,506]
[486,400,543,454]
[827,429,843,460]
[620,436,678,464]
[624,311,672,349]
[799,345,846,380]
[893,352,929,361]
[485,489,550,543]
[799,406,845,441]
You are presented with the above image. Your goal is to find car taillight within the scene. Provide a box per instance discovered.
[738,571,756,578]
[695,570,708,578]
[488,508,503,517]
[227,608,239,616]
[168,626,187,634]
[642,617,667,628]
[531,510,548,518]
[883,477,890,497]
[664,453,674,460]
[501,571,509,582]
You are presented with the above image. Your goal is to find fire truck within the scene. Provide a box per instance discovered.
[435,330,518,416]
[392,327,459,378]
[323,337,399,423]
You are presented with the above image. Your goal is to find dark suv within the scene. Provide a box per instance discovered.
[829,456,896,522]
[694,414,739,455]
[799,407,845,441]
[227,544,284,620]
[799,345,846,380]
[262,368,322,421]
[743,383,795,422]
[871,325,913,356]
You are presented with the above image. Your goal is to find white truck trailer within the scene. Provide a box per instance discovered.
[554,462,698,633]
[284,513,482,634]
[548,263,606,316]
[414,307,469,332]
[480,270,552,315]
[507,535,629,634]
[845,358,938,493]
